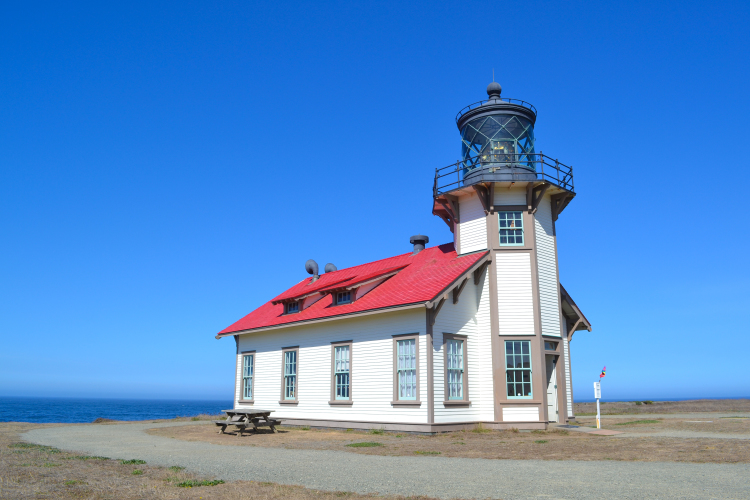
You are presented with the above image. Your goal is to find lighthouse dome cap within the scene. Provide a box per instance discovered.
[486,81,502,97]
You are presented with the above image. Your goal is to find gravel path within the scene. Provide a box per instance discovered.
[23,422,750,500]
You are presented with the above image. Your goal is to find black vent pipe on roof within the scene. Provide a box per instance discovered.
[305,259,319,282]
[409,235,429,255]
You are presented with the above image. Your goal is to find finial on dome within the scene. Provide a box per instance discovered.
[487,81,502,99]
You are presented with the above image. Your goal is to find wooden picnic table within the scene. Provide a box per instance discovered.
[214,409,281,436]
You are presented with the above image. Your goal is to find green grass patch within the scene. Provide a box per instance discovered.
[534,440,548,444]
[346,442,383,448]
[614,420,660,426]
[176,479,225,488]
[414,451,441,455]
[64,479,87,486]
[299,426,311,431]
[642,400,654,405]
[9,443,60,453]
[132,469,144,475]
[191,417,201,421]
[368,428,385,435]
[64,455,109,461]
[121,459,147,464]
[168,466,185,471]
[472,423,491,433]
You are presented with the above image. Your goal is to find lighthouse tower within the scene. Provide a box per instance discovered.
[432,82,587,423]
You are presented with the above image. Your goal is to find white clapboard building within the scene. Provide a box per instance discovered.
[215,82,591,431]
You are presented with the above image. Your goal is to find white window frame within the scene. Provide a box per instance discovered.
[392,334,420,405]
[330,341,352,404]
[443,334,469,404]
[505,340,533,399]
[285,301,299,314]
[280,347,299,404]
[238,351,255,403]
[498,211,524,246]
[336,291,351,305]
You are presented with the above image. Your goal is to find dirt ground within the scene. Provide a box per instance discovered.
[0,422,440,500]
[148,417,750,464]
[573,398,750,415]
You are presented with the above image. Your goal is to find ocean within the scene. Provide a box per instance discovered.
[0,397,232,423]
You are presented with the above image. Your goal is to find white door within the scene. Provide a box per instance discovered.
[546,355,558,423]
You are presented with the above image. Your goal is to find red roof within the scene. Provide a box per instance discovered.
[218,243,488,335]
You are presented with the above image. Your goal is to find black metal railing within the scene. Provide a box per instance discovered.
[434,152,574,196]
[455,98,537,123]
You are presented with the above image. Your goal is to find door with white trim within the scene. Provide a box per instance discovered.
[545,355,558,423]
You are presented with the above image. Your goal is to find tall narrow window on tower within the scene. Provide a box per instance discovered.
[506,341,532,398]
[498,211,524,245]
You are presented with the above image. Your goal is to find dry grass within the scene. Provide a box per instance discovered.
[575,415,750,435]
[0,422,443,500]
[148,420,750,464]
[573,398,750,415]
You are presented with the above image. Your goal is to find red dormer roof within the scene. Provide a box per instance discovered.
[217,243,488,336]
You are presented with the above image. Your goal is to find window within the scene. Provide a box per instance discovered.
[336,291,351,304]
[506,341,532,398]
[498,211,524,245]
[238,352,255,402]
[544,341,558,351]
[285,301,299,314]
[334,345,350,400]
[445,338,465,400]
[396,339,417,400]
[242,354,254,400]
[282,349,298,401]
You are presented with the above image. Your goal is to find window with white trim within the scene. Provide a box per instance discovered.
[283,350,297,400]
[505,340,532,398]
[334,345,350,400]
[242,354,254,400]
[396,339,417,400]
[498,211,524,246]
[446,339,464,400]
[336,291,351,304]
[285,301,299,314]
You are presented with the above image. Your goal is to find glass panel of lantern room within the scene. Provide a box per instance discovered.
[460,114,536,164]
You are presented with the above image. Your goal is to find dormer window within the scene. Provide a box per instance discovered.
[285,301,299,314]
[335,291,351,305]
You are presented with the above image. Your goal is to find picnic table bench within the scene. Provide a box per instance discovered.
[214,409,281,436]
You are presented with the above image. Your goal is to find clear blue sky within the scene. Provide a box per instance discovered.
[1,0,748,402]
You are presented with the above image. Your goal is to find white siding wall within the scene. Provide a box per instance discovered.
[563,338,573,417]
[235,309,428,423]
[496,253,535,335]
[503,406,540,422]
[432,269,494,423]
[457,194,487,255]
[493,185,527,205]
[534,196,561,337]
